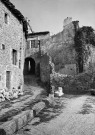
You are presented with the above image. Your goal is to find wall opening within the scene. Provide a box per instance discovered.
[6,71,11,89]
[12,49,17,65]
[24,57,35,75]
[5,13,9,24]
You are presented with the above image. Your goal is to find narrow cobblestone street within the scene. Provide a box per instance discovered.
[0,0,95,135]
[0,75,45,125]
[15,93,95,135]
[0,75,95,135]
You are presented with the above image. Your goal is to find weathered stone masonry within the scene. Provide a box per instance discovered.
[42,18,95,94]
[43,17,95,76]
[24,31,50,78]
[43,17,79,76]
[0,0,27,100]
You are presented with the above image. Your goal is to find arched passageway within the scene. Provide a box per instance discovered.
[24,57,35,75]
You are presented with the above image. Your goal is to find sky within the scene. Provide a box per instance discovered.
[10,0,95,35]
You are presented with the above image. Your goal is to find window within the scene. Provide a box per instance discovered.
[19,60,21,69]
[0,75,2,81]
[19,48,22,68]
[4,13,8,24]
[6,71,11,89]
[31,40,40,48]
[27,40,40,49]
[31,40,35,48]
[27,40,30,49]
[2,44,5,50]
[12,49,17,65]
[35,40,40,48]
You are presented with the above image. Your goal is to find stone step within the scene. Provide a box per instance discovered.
[0,87,43,124]
[0,110,33,135]
[32,102,45,116]
[0,101,46,135]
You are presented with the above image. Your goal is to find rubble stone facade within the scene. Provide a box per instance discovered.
[43,17,95,77]
[0,1,26,99]
[43,17,79,75]
[24,32,50,77]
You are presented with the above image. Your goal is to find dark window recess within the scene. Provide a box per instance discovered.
[12,49,17,65]
[31,40,40,48]
[31,40,35,48]
[6,71,11,89]
[27,40,40,49]
[5,13,8,24]
[35,40,39,48]
[0,76,2,81]
[2,44,5,50]
[19,60,21,68]
[27,40,30,49]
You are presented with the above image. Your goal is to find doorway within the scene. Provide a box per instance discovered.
[24,57,35,75]
[6,71,11,89]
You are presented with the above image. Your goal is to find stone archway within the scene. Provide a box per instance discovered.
[24,57,35,75]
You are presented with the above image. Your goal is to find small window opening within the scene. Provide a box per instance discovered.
[31,40,35,48]
[5,13,8,24]
[27,40,31,49]
[12,49,17,65]
[19,60,21,69]
[0,75,2,81]
[2,44,5,50]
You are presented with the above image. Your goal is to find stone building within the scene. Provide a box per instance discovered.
[0,0,28,99]
[43,17,79,76]
[43,17,95,76]
[24,31,50,77]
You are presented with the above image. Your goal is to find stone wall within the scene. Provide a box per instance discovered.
[42,18,79,75]
[40,53,55,94]
[40,53,51,83]
[40,18,95,94]
[51,71,95,94]
[59,64,76,75]
[0,1,26,100]
[63,17,72,28]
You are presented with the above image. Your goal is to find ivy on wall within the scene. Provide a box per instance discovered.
[74,26,95,73]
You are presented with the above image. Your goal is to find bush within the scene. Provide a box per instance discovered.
[51,71,95,94]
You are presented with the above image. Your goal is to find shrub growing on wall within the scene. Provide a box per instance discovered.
[51,70,95,94]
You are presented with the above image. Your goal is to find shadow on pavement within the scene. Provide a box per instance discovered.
[77,95,95,115]
[32,98,65,125]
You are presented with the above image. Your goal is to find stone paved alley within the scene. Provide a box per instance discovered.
[0,75,45,126]
[0,75,95,135]
[15,93,95,135]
